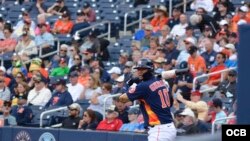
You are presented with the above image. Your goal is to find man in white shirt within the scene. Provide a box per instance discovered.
[170,14,188,38]
[27,76,52,106]
[67,71,84,102]
[190,0,214,13]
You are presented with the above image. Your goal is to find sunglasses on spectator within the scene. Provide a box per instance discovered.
[70,109,77,111]
[0,80,4,83]
[60,49,67,52]
[74,58,80,60]
[83,114,88,117]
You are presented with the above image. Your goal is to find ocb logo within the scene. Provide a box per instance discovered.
[226,129,247,136]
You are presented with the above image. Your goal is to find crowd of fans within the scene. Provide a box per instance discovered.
[0,0,242,136]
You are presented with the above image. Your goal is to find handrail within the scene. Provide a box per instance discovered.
[103,93,122,119]
[39,38,60,59]
[75,20,111,40]
[211,116,236,135]
[192,67,237,91]
[40,106,68,128]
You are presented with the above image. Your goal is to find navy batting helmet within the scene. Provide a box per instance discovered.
[134,58,154,70]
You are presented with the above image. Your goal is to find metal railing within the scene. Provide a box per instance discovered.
[123,0,193,36]
[192,67,237,91]
[39,38,60,59]
[211,116,236,135]
[103,93,122,119]
[40,106,68,128]
[75,20,111,40]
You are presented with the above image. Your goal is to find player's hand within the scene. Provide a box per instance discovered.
[119,94,129,103]
[176,93,183,101]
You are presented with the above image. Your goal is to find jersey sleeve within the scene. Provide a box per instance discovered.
[126,84,147,101]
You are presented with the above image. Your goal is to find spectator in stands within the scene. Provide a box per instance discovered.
[8,72,26,94]
[231,5,250,32]
[8,55,28,77]
[35,15,51,36]
[62,103,81,129]
[172,61,193,101]
[67,71,84,102]
[47,0,68,16]
[131,40,141,52]
[96,105,123,131]
[15,11,36,34]
[213,0,235,13]
[0,76,11,103]
[216,70,237,100]
[78,109,98,130]
[68,46,80,69]
[190,0,214,12]
[35,23,55,61]
[82,2,96,22]
[134,18,149,41]
[52,11,74,35]
[177,25,197,51]
[164,38,180,66]
[176,37,196,65]
[213,2,231,23]
[27,75,51,106]
[227,100,236,124]
[153,57,165,74]
[79,74,101,100]
[173,109,184,128]
[150,5,168,32]
[108,67,122,85]
[0,27,17,53]
[71,10,90,36]
[78,66,91,88]
[168,7,182,29]
[27,58,48,80]
[50,58,69,77]
[177,108,210,135]
[208,98,227,129]
[158,25,171,45]
[190,14,219,36]
[119,107,144,132]
[0,101,17,126]
[117,52,129,71]
[201,38,217,70]
[11,81,29,107]
[195,7,207,15]
[80,32,100,54]
[11,94,33,126]
[0,17,4,40]
[187,46,207,75]
[45,78,73,107]
[89,58,110,83]
[170,14,188,39]
[177,91,208,121]
[123,61,134,83]
[69,54,82,73]
[88,83,113,116]
[228,32,238,46]
[49,44,69,70]
[15,27,37,61]
[143,37,159,60]
[0,66,11,87]
[113,97,129,124]
[112,75,126,94]
[132,50,142,65]
[224,44,237,61]
[140,24,153,51]
[29,0,47,15]
[201,52,227,90]
[81,48,96,65]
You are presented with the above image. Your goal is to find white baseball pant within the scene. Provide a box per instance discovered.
[148,122,176,141]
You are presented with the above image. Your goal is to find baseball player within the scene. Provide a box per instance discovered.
[119,58,176,141]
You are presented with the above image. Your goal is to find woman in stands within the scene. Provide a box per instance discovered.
[142,37,159,60]
[78,109,98,130]
[150,5,168,32]
[79,74,101,100]
[11,81,30,107]
[52,11,73,35]
[15,25,37,61]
